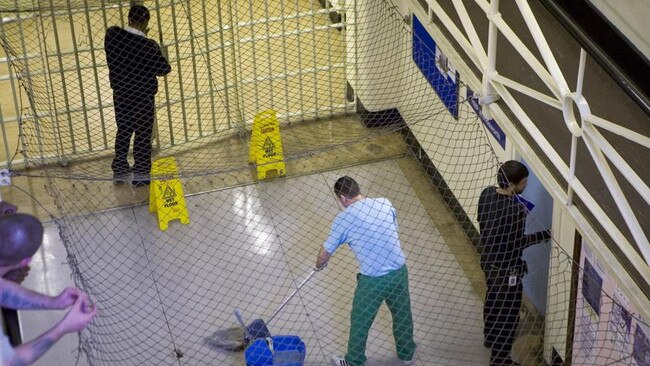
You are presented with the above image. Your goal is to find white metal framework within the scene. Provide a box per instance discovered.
[426,0,649,269]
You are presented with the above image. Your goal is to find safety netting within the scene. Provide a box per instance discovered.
[1,0,647,365]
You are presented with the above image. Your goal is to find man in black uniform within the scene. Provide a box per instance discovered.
[105,5,171,187]
[477,161,550,366]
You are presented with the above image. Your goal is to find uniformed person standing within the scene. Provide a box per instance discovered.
[477,161,550,366]
[105,5,171,186]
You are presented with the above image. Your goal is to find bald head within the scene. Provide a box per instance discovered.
[0,213,44,267]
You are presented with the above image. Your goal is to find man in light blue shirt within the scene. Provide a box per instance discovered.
[316,176,416,366]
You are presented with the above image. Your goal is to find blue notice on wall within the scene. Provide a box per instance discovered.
[634,324,650,366]
[582,259,603,316]
[412,15,459,119]
[467,88,506,149]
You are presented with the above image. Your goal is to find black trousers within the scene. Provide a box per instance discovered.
[111,91,155,179]
[483,269,523,365]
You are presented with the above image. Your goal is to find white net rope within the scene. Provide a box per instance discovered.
[1,0,647,365]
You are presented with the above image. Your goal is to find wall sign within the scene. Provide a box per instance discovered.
[412,15,459,119]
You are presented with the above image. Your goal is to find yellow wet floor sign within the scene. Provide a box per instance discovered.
[149,157,190,231]
[248,109,286,180]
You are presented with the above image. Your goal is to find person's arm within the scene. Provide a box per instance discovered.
[5,323,64,366]
[0,280,81,311]
[315,212,349,270]
[151,41,171,76]
[477,188,490,233]
[522,229,551,249]
[315,246,331,270]
[5,295,97,366]
[103,27,116,67]
[512,206,551,250]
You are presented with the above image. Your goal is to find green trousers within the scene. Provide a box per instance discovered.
[345,265,416,366]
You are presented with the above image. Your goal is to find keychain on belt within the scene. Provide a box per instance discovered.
[508,268,518,287]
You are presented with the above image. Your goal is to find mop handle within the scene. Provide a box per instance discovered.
[267,269,317,325]
[234,309,251,338]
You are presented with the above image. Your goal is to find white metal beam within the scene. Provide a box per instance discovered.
[583,126,650,206]
[490,73,562,110]
[416,5,650,317]
[582,126,650,263]
[472,0,561,99]
[585,114,650,147]
[490,14,561,99]
[450,0,487,69]
[482,0,500,120]
[514,0,570,95]
[489,79,649,270]
[566,50,587,205]
[428,1,484,68]
[575,49,586,98]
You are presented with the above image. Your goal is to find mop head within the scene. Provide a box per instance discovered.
[205,318,272,352]
[205,327,247,352]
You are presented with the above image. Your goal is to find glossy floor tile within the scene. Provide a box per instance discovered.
[19,158,491,365]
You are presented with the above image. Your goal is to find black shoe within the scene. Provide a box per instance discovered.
[112,166,132,185]
[490,358,521,366]
[132,180,150,188]
[113,173,130,185]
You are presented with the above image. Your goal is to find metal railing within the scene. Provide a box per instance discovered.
[0,0,353,167]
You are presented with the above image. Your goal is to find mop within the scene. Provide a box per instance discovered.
[206,269,317,351]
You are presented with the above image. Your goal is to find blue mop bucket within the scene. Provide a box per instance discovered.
[245,335,306,366]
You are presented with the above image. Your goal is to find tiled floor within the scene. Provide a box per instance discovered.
[0,115,407,223]
[18,158,491,365]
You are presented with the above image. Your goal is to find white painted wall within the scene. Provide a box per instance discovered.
[354,0,510,230]
[347,0,406,112]
[543,200,579,361]
[588,0,650,60]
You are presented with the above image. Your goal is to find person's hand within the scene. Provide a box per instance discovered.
[57,294,97,335]
[315,247,331,271]
[53,287,82,309]
[3,266,30,284]
[0,201,17,216]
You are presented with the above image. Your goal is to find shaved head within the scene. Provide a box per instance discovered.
[0,213,44,266]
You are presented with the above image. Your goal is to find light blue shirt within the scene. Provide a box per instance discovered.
[324,198,407,277]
